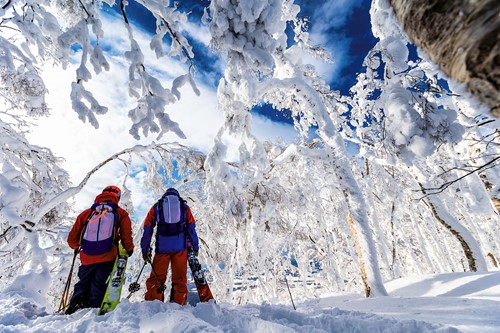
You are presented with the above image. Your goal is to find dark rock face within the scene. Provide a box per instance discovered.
[390,0,500,117]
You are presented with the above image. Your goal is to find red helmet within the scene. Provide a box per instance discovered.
[102,185,121,198]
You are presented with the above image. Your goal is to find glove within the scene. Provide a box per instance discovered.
[127,249,133,257]
[143,249,152,263]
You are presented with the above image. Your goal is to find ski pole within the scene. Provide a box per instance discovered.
[57,248,79,313]
[284,272,296,310]
[150,261,167,294]
[126,261,147,299]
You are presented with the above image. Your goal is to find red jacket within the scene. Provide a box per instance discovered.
[67,192,134,265]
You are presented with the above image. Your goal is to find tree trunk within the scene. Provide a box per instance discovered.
[389,0,500,117]
[347,211,371,297]
[418,182,485,272]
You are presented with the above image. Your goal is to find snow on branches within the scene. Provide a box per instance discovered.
[1,0,198,139]
[0,0,499,307]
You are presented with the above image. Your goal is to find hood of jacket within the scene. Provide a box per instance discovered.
[94,192,120,205]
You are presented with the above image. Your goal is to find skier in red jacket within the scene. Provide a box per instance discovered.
[65,185,134,314]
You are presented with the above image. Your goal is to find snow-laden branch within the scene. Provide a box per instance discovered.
[420,156,500,197]
[120,1,198,140]
[203,0,389,298]
[30,142,197,225]
[1,0,200,140]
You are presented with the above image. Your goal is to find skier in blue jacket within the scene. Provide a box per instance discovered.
[140,188,199,305]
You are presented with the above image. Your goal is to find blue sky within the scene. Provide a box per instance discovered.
[103,0,377,123]
[294,0,376,94]
[29,0,378,215]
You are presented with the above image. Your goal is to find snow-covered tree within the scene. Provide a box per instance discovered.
[0,109,71,292]
[0,0,498,309]
[344,0,499,277]
[1,0,198,139]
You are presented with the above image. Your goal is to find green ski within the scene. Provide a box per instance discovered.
[98,243,128,315]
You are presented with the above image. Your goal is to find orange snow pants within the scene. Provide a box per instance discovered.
[145,251,188,305]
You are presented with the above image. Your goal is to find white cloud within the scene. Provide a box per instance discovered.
[251,113,298,144]
[180,19,212,47]
[27,12,223,215]
[301,0,364,85]
[24,7,324,219]
[312,0,363,31]
[301,36,345,87]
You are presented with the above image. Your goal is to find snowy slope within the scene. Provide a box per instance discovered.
[2,271,500,333]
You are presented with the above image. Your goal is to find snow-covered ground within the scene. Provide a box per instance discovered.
[1,271,500,332]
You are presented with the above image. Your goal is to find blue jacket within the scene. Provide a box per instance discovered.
[140,198,199,255]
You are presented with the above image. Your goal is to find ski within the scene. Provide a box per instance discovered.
[187,250,214,303]
[98,244,128,315]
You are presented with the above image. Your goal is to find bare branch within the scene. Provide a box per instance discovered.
[0,24,20,32]
[161,17,196,75]
[2,0,12,10]
[477,119,496,127]
[419,156,500,196]
[0,226,12,240]
[78,0,90,18]
[120,0,129,25]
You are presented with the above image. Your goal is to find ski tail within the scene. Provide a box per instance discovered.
[195,283,214,302]
[187,250,214,303]
[98,243,129,315]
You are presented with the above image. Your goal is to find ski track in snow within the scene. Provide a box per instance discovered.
[4,271,500,332]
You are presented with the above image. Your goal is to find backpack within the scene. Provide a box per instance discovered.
[155,193,187,236]
[80,202,119,255]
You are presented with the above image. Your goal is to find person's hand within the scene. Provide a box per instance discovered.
[143,249,152,263]
[127,249,133,257]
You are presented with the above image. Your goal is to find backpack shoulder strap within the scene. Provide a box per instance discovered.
[104,202,119,243]
[107,202,119,211]
[79,205,97,245]
[154,198,164,226]
[180,199,187,224]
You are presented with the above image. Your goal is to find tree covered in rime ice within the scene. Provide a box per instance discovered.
[0,105,71,293]
[0,0,499,307]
